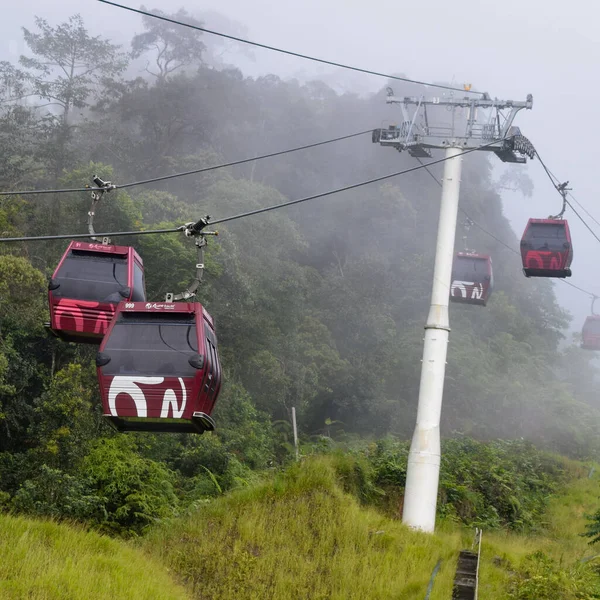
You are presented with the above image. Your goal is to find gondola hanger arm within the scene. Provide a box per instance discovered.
[166,217,218,302]
[87,175,117,244]
[548,181,571,220]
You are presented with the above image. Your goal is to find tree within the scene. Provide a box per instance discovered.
[21,15,126,125]
[20,15,126,176]
[131,7,206,82]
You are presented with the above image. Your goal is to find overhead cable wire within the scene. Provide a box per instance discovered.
[0,139,503,243]
[561,279,598,298]
[565,191,600,231]
[203,140,503,228]
[543,164,600,230]
[0,226,184,243]
[97,0,482,96]
[535,149,600,246]
[416,157,600,298]
[0,185,95,197]
[0,129,373,197]
[118,129,372,189]
[415,157,520,257]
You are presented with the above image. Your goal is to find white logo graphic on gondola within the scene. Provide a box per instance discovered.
[451,280,483,300]
[145,303,176,310]
[108,376,187,419]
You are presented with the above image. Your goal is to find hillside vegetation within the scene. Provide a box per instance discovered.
[0,515,188,600]
[1,12,600,597]
[1,452,599,599]
[141,454,600,600]
[1,11,599,535]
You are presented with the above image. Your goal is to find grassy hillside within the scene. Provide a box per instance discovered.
[143,456,600,600]
[480,467,600,598]
[0,515,189,600]
[144,457,465,600]
[2,456,599,599]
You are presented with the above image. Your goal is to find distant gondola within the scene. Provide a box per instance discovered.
[48,241,146,344]
[581,316,600,351]
[520,218,572,278]
[450,252,493,306]
[96,301,221,434]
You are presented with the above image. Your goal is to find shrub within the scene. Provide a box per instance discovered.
[82,438,179,536]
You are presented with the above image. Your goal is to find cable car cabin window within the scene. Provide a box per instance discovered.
[525,223,568,251]
[131,263,145,302]
[452,258,488,283]
[102,312,199,377]
[53,250,128,302]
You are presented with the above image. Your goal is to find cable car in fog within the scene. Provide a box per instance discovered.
[96,301,221,434]
[450,252,494,306]
[581,316,600,351]
[48,241,146,343]
[581,297,600,351]
[520,218,572,278]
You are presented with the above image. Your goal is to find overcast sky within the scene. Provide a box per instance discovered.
[2,0,598,330]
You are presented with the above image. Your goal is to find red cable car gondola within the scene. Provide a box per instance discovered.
[450,252,494,306]
[581,316,600,351]
[48,241,146,344]
[96,301,221,433]
[581,297,600,351]
[520,218,572,278]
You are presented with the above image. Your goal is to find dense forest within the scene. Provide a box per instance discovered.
[0,10,599,534]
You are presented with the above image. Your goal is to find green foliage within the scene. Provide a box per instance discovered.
[0,254,46,331]
[508,552,600,599]
[366,437,565,530]
[1,12,600,545]
[11,464,106,522]
[29,363,103,470]
[82,438,179,536]
[582,508,600,545]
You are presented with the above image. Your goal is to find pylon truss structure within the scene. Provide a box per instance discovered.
[372,91,534,162]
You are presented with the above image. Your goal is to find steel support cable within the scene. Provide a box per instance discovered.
[415,157,600,299]
[118,129,372,189]
[543,164,600,230]
[0,226,184,243]
[561,279,598,297]
[0,186,95,197]
[535,149,600,246]
[203,139,504,228]
[96,0,483,96]
[0,139,503,243]
[415,157,520,257]
[0,129,372,197]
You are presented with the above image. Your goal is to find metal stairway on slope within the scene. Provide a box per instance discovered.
[452,529,482,600]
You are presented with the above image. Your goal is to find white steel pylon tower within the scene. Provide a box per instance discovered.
[373,90,534,532]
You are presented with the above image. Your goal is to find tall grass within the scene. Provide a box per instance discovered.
[3,455,599,599]
[0,515,189,600]
[143,455,600,600]
[478,461,600,597]
[144,457,468,600]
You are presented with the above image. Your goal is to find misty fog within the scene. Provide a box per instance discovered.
[1,0,597,330]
